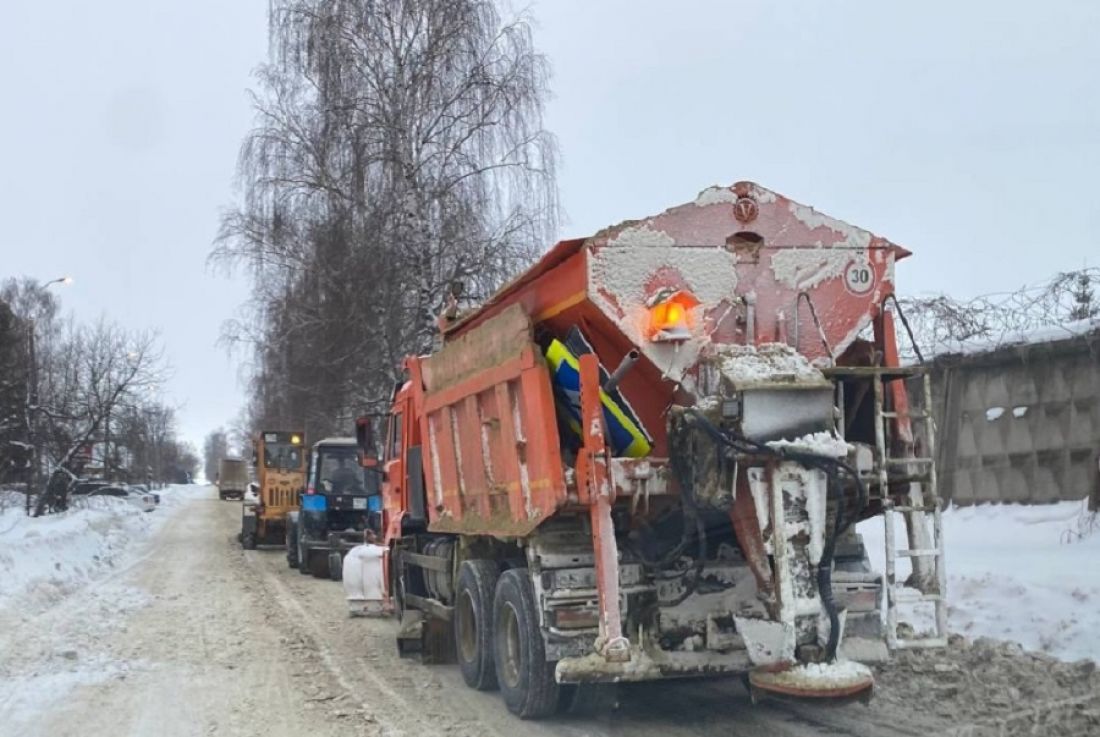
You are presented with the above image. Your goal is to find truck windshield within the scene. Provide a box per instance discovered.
[263,443,303,471]
[315,448,367,494]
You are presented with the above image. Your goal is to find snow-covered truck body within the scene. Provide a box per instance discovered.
[366,181,945,717]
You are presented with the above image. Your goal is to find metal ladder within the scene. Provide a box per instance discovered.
[872,367,948,649]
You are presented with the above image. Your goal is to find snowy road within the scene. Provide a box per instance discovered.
[2,488,1098,736]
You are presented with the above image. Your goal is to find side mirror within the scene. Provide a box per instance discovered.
[356,416,379,464]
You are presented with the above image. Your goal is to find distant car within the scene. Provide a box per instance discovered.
[70,480,110,496]
[129,483,160,505]
[87,485,156,512]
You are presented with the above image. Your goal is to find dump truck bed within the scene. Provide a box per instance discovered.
[409,305,567,537]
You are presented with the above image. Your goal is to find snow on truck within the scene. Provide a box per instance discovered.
[351,181,947,718]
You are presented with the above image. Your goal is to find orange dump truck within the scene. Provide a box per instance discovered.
[359,182,946,718]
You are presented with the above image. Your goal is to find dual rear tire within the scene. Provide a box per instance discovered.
[492,569,560,719]
[452,562,560,719]
[443,559,617,720]
[455,560,500,691]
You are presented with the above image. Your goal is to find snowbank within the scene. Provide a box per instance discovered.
[858,500,1100,662]
[0,484,211,616]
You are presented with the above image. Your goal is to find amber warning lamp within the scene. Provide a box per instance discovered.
[647,288,700,342]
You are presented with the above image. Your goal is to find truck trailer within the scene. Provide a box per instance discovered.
[358,181,946,718]
[217,457,249,501]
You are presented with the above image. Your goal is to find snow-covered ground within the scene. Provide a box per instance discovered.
[0,484,211,618]
[858,500,1100,663]
[0,484,213,735]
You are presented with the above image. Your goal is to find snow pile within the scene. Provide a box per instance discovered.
[2,655,134,727]
[770,247,856,291]
[716,342,825,387]
[0,484,210,616]
[858,500,1100,662]
[0,581,156,733]
[875,637,1100,735]
[767,431,851,458]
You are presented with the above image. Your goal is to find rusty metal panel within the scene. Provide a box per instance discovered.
[423,303,532,393]
[584,182,904,363]
[419,308,566,538]
[431,182,911,462]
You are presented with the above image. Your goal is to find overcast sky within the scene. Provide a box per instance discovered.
[3,1,1099,449]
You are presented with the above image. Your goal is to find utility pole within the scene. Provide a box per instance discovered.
[25,324,37,516]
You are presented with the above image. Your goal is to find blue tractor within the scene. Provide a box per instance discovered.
[286,437,381,579]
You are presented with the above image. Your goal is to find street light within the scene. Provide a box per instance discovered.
[43,276,73,288]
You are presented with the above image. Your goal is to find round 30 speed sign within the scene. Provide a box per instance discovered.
[844,260,875,295]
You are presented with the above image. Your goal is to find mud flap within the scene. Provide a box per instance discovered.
[396,610,424,658]
[396,610,456,664]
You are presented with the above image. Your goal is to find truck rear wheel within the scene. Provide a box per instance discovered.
[492,569,558,719]
[241,532,257,550]
[455,560,500,691]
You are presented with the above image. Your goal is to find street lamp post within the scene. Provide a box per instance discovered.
[25,276,72,515]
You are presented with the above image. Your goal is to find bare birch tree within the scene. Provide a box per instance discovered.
[214,0,558,439]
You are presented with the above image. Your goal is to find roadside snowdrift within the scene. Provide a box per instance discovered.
[0,484,211,617]
[859,500,1100,663]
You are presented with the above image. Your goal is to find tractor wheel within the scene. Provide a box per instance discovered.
[492,569,559,719]
[308,550,329,578]
[286,519,300,569]
[241,532,257,550]
[455,560,500,691]
[298,539,312,576]
[328,552,343,581]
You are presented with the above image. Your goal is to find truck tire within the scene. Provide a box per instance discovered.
[492,568,558,719]
[455,560,500,691]
[286,517,300,569]
[328,552,342,581]
[241,532,257,550]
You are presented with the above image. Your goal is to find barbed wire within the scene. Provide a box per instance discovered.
[893,267,1100,359]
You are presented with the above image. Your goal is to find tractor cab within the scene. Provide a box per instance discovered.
[287,437,382,579]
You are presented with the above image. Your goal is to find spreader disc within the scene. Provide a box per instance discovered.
[748,661,874,700]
